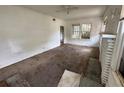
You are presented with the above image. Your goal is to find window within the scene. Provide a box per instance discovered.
[119,44,124,77]
[72,24,91,39]
[115,21,124,86]
[72,24,81,39]
[81,24,91,39]
[119,48,124,77]
[118,44,124,86]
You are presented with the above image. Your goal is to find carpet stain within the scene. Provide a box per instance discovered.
[0,44,99,87]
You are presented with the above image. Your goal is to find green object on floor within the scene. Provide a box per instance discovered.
[79,58,103,87]
[86,58,101,83]
[79,77,103,87]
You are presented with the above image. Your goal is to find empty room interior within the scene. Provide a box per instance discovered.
[0,5,124,87]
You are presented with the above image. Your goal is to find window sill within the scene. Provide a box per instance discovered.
[71,38,90,40]
[100,33,116,39]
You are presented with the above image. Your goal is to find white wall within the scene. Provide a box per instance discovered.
[65,17,103,47]
[0,6,66,68]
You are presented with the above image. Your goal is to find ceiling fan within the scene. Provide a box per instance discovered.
[56,5,78,15]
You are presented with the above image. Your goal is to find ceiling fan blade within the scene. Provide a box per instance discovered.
[70,7,78,10]
[56,9,66,12]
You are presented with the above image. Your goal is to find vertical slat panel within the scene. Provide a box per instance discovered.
[101,39,116,84]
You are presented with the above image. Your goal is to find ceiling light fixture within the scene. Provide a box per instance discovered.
[56,5,78,15]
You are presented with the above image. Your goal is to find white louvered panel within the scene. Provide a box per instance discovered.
[107,49,113,52]
[101,39,115,85]
[105,57,112,60]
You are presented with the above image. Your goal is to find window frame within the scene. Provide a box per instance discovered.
[81,23,92,39]
[111,20,124,86]
[71,24,81,39]
[71,23,92,39]
[116,35,124,86]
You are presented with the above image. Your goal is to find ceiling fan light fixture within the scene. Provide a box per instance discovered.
[56,5,78,15]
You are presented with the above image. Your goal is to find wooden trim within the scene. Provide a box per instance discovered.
[120,17,124,21]
[111,70,123,86]
[116,71,124,86]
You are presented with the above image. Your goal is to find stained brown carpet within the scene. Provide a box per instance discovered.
[0,44,99,87]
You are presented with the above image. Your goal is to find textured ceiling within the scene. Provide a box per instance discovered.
[22,5,106,20]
